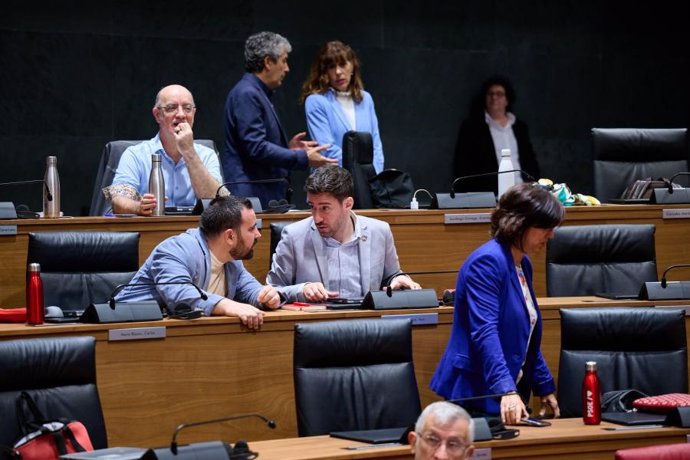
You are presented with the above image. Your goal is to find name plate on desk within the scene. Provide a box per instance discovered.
[0,225,18,235]
[382,312,438,326]
[663,208,690,219]
[108,326,166,342]
[444,213,492,224]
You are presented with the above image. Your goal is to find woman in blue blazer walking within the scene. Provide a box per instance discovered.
[431,183,564,425]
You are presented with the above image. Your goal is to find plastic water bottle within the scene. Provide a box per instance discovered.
[582,361,601,424]
[26,263,45,325]
[43,156,61,218]
[497,148,516,199]
[148,153,165,216]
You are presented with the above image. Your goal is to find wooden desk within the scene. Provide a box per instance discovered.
[0,307,453,448]
[2,204,690,306]
[1,298,688,448]
[250,418,690,460]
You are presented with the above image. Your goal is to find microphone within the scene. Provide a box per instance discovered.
[449,170,536,199]
[190,178,291,215]
[0,179,53,219]
[169,413,276,455]
[666,172,690,194]
[660,263,690,288]
[639,263,690,300]
[651,172,690,204]
[108,280,208,310]
[361,270,456,310]
[80,280,208,324]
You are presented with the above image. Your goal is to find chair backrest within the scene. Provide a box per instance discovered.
[557,307,688,417]
[293,318,421,436]
[342,131,376,209]
[27,231,140,311]
[268,221,296,269]
[89,138,218,216]
[545,224,658,297]
[0,337,108,449]
[615,443,690,460]
[592,128,689,202]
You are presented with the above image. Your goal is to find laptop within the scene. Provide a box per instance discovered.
[330,426,409,444]
[602,411,668,426]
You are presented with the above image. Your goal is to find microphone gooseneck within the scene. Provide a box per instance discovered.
[109,281,208,310]
[660,263,690,288]
[667,172,690,194]
[0,179,52,201]
[215,178,289,198]
[449,169,536,198]
[170,413,277,455]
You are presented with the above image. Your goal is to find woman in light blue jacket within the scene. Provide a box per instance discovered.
[300,41,384,173]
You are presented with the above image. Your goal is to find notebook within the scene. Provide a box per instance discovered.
[602,411,668,426]
[330,426,409,444]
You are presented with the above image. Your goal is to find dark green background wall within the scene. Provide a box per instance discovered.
[1,0,688,215]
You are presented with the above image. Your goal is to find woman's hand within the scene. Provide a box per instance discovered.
[500,393,528,425]
[539,393,560,418]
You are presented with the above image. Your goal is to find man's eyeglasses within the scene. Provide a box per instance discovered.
[158,104,196,114]
[419,433,469,456]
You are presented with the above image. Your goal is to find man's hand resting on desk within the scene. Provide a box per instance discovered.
[389,275,422,291]
[302,282,338,302]
[211,285,282,330]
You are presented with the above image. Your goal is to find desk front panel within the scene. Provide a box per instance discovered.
[3,205,690,307]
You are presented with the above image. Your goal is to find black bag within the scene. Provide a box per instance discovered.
[601,389,649,412]
[368,169,415,208]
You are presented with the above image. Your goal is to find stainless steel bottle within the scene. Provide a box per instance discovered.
[148,153,165,216]
[43,156,61,218]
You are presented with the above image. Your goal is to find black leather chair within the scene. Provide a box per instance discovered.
[27,231,140,311]
[545,224,657,297]
[557,307,688,417]
[268,221,296,269]
[592,128,689,202]
[0,337,108,452]
[293,318,421,436]
[342,131,376,209]
[89,139,218,216]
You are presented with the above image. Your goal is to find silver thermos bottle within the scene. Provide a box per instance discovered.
[148,153,165,216]
[43,156,60,218]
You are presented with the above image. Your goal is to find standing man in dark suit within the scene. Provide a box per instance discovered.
[222,31,336,208]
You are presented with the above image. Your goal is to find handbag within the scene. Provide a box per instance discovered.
[368,169,415,208]
[10,391,94,460]
[601,389,648,412]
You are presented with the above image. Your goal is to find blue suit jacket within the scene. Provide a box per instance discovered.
[305,89,384,173]
[266,214,401,302]
[430,239,555,414]
[222,73,308,207]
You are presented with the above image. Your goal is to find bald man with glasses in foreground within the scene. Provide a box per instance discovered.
[106,84,222,216]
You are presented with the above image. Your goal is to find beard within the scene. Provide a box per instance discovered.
[230,239,256,260]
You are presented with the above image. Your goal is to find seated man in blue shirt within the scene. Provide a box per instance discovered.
[107,84,222,215]
[115,195,281,330]
[267,166,421,302]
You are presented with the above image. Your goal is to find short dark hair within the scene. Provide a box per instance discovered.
[491,183,564,249]
[244,31,292,73]
[304,166,353,202]
[200,195,253,237]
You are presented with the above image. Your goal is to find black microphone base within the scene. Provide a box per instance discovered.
[362,288,439,310]
[81,301,164,324]
[652,188,690,204]
[142,441,233,460]
[434,192,496,209]
[0,202,17,219]
[639,281,690,300]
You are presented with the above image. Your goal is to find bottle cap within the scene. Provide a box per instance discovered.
[585,361,597,371]
[46,156,57,164]
[151,153,161,162]
[28,263,41,272]
[501,148,511,157]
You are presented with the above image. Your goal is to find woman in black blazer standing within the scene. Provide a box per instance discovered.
[453,75,540,194]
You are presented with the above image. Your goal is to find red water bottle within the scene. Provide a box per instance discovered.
[582,361,601,424]
[26,263,45,325]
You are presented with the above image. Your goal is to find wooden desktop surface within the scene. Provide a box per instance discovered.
[250,418,690,460]
[2,204,690,306]
[0,298,688,448]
